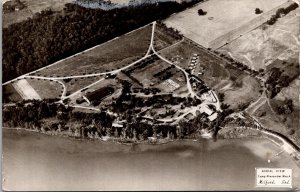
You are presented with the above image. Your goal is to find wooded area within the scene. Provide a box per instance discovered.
[3,0,200,82]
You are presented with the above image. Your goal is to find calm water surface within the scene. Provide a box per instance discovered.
[3,129,300,190]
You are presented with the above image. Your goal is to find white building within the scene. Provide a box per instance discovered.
[208,113,218,121]
[199,105,213,116]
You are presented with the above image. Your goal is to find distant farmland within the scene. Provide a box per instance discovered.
[3,0,74,28]
[218,6,299,70]
[164,0,289,49]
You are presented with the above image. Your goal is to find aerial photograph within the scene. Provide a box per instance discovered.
[2,0,300,190]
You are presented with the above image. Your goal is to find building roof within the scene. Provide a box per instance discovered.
[112,123,123,128]
[84,86,114,103]
[199,105,213,116]
[208,113,218,121]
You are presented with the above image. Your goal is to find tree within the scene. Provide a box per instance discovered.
[198,9,207,16]
[255,8,263,14]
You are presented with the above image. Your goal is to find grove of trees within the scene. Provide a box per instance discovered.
[266,3,298,25]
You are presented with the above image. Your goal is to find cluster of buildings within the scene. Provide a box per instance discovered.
[76,86,114,105]
[189,53,199,73]
[199,105,218,121]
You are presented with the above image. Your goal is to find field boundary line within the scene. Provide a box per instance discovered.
[213,0,295,50]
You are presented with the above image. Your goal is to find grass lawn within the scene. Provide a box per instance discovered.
[62,76,104,96]
[159,40,230,87]
[153,24,181,51]
[131,59,171,86]
[3,84,23,103]
[35,24,152,77]
[26,78,63,99]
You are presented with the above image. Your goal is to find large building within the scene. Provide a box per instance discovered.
[83,86,114,105]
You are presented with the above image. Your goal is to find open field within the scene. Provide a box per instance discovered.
[34,25,152,77]
[26,78,63,99]
[159,40,230,87]
[3,78,63,103]
[3,0,74,28]
[218,7,300,70]
[12,79,41,100]
[2,84,23,103]
[164,0,289,49]
[62,76,104,96]
[153,24,182,51]
[69,77,122,107]
[220,75,261,110]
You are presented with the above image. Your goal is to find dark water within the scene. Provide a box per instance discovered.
[3,129,300,190]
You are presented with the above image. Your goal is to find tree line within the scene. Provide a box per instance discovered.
[3,0,201,83]
[2,98,232,141]
[266,3,298,25]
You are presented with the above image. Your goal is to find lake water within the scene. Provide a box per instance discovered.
[3,129,300,190]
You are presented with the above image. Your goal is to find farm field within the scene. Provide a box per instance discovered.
[26,78,63,99]
[218,7,300,70]
[3,0,74,28]
[153,24,182,51]
[12,79,41,100]
[2,84,23,103]
[3,78,63,102]
[62,76,104,96]
[34,25,152,77]
[164,0,289,49]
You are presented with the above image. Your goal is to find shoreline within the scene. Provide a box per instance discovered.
[4,128,300,191]
[4,126,300,190]
[2,127,180,145]
[4,125,299,153]
[219,126,300,167]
